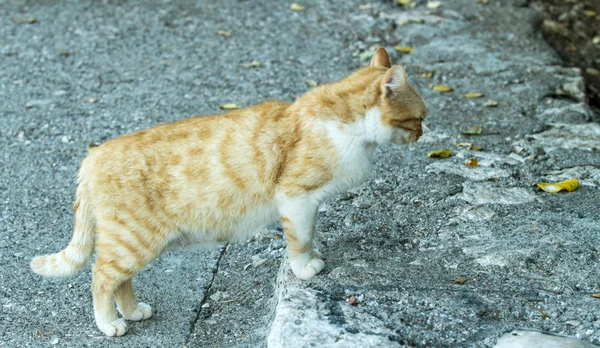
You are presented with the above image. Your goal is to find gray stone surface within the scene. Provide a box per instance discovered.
[1,0,600,347]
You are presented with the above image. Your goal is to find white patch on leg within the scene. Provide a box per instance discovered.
[98,318,128,337]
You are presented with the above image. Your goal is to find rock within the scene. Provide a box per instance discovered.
[528,123,600,152]
[454,181,538,205]
[537,103,594,124]
[494,330,599,348]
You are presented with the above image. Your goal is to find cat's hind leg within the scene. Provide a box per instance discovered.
[114,278,152,321]
[278,196,324,280]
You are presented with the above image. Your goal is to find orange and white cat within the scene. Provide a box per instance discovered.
[31,47,426,337]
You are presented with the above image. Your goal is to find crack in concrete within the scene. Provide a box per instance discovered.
[184,243,228,346]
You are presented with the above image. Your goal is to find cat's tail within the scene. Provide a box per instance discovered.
[30,186,95,277]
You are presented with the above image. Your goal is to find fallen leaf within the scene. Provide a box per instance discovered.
[290,3,305,11]
[217,30,231,37]
[415,72,433,78]
[457,143,483,150]
[542,20,570,37]
[476,0,488,3]
[398,0,412,4]
[427,148,451,158]
[82,97,98,103]
[358,50,375,60]
[536,178,579,193]
[346,296,357,306]
[586,68,600,76]
[429,84,453,92]
[399,18,425,25]
[220,103,239,110]
[470,145,483,151]
[461,125,482,135]
[426,1,441,9]
[241,60,261,68]
[457,142,472,147]
[465,158,478,167]
[305,79,318,87]
[59,51,70,57]
[583,10,597,18]
[11,17,37,24]
[395,46,414,53]
[539,311,550,319]
[359,4,372,10]
[484,100,499,107]
[87,143,100,151]
[591,293,600,298]
[593,36,600,45]
[566,44,577,52]
[464,92,483,98]
[454,278,467,284]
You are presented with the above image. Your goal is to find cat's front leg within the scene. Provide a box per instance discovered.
[278,196,324,280]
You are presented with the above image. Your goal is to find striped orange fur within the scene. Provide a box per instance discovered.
[30,47,426,337]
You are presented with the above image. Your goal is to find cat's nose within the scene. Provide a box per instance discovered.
[414,124,423,140]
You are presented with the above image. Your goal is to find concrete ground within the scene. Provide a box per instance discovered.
[1,0,599,347]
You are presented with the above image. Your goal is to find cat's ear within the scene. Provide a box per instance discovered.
[381,65,408,97]
[370,47,391,68]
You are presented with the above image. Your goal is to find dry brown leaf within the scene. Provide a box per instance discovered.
[346,296,357,306]
[395,46,414,53]
[465,158,478,167]
[220,103,239,110]
[429,84,453,92]
[464,92,483,98]
[427,148,451,158]
[290,3,306,11]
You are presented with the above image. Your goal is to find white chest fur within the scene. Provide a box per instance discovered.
[311,108,388,201]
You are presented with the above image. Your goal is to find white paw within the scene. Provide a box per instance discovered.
[98,318,128,337]
[291,258,325,280]
[122,303,153,321]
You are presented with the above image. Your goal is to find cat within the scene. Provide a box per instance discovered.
[30,47,427,337]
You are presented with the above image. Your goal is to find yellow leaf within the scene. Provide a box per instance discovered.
[305,79,318,87]
[476,0,488,3]
[395,46,414,53]
[429,84,453,92]
[536,178,579,193]
[427,148,451,158]
[457,142,472,147]
[219,103,239,110]
[398,0,412,4]
[465,158,478,167]
[470,145,483,151]
[241,60,261,68]
[591,293,600,298]
[461,125,482,135]
[584,10,597,18]
[290,3,305,11]
[464,92,484,98]
[427,1,441,9]
[593,36,600,45]
[454,278,467,284]
[415,72,433,78]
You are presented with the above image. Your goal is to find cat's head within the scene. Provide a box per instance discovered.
[370,47,427,145]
